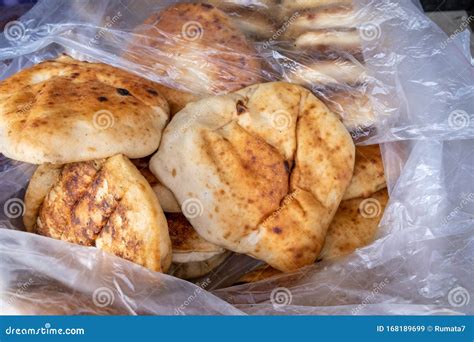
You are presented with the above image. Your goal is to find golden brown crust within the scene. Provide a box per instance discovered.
[124,3,262,94]
[153,84,201,117]
[26,154,172,272]
[320,188,389,259]
[343,145,385,200]
[166,212,222,254]
[151,82,355,272]
[0,56,169,164]
[237,264,282,283]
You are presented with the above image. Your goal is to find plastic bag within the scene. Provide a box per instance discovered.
[0,0,473,315]
[0,0,472,142]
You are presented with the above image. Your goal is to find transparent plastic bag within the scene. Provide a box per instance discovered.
[0,0,473,315]
[0,0,472,142]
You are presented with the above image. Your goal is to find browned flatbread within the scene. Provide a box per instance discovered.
[132,157,181,213]
[154,84,201,117]
[166,212,228,279]
[228,9,276,39]
[284,6,359,39]
[236,264,282,283]
[343,145,385,200]
[320,188,388,259]
[0,56,169,164]
[23,154,172,273]
[151,82,355,272]
[167,213,224,259]
[323,90,376,131]
[294,29,361,55]
[124,3,262,95]
[281,0,353,11]
[286,59,367,86]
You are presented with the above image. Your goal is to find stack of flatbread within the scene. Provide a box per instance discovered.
[277,0,377,137]
[235,144,388,283]
[0,3,388,285]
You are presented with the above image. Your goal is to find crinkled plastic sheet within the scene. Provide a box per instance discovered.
[0,0,473,315]
[0,0,472,142]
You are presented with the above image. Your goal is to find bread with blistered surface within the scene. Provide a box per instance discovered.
[23,154,172,273]
[124,3,262,94]
[320,188,388,259]
[151,82,354,272]
[343,145,385,200]
[0,56,169,164]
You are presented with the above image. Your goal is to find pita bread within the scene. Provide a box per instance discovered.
[284,6,359,38]
[0,56,169,164]
[320,188,388,259]
[151,82,354,272]
[154,84,201,117]
[132,157,181,212]
[229,10,276,39]
[124,3,262,95]
[207,0,277,11]
[166,213,229,280]
[281,0,353,11]
[286,59,367,86]
[294,29,361,54]
[166,212,225,263]
[170,251,231,280]
[323,90,376,131]
[236,264,281,283]
[343,145,385,200]
[23,154,172,273]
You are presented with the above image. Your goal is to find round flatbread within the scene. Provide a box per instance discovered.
[124,3,262,95]
[151,82,354,272]
[320,188,388,259]
[343,145,386,200]
[23,154,172,273]
[0,56,169,164]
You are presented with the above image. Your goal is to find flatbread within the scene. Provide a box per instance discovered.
[151,82,354,272]
[343,145,385,200]
[166,212,225,263]
[154,83,201,117]
[284,6,359,38]
[24,154,172,273]
[0,56,169,164]
[323,89,376,131]
[281,0,353,11]
[236,264,281,284]
[169,251,231,280]
[294,29,361,54]
[229,10,276,39]
[320,188,388,259]
[132,157,181,213]
[286,59,367,86]
[124,3,262,95]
